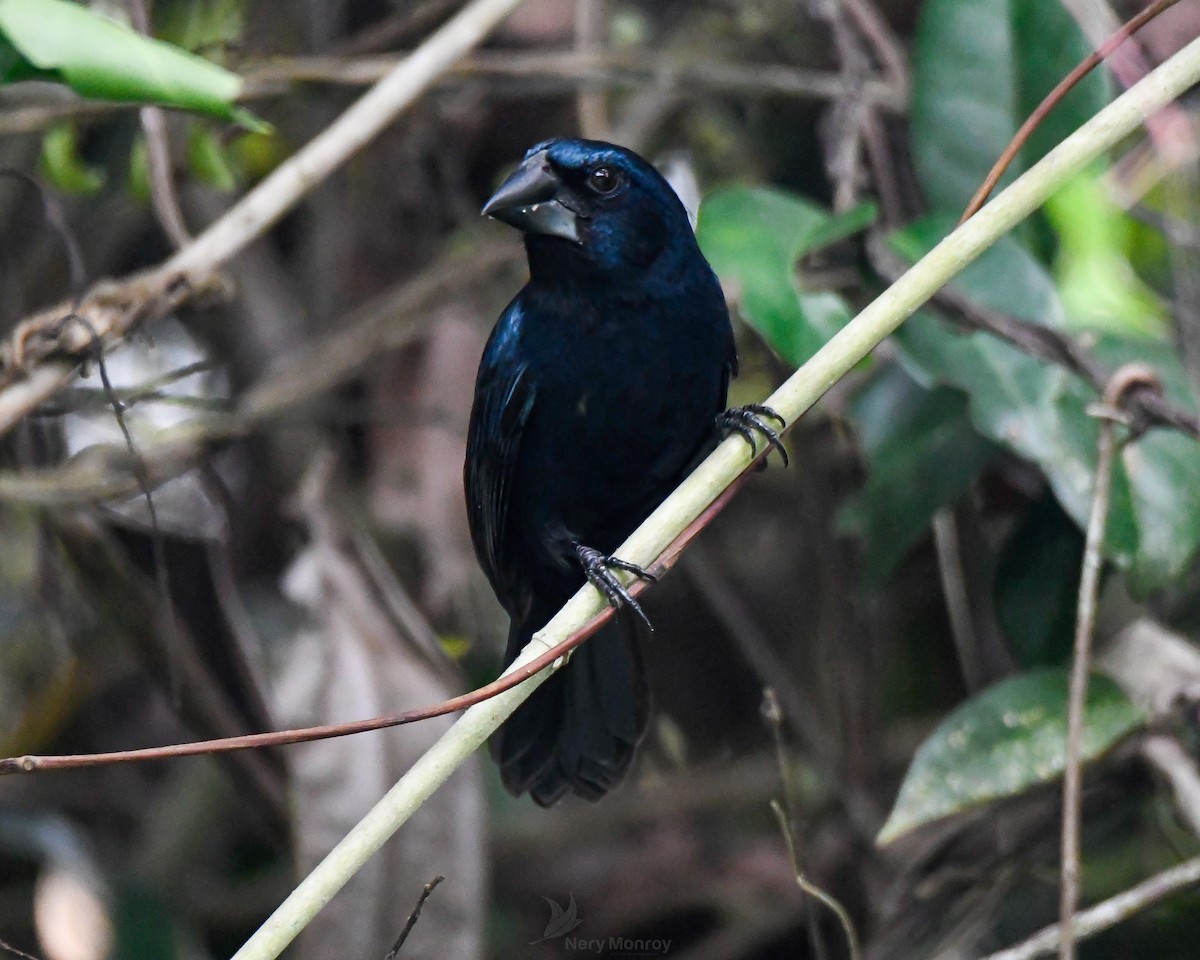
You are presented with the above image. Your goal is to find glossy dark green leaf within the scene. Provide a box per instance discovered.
[995,495,1084,668]
[697,187,875,366]
[912,0,1110,216]
[878,669,1146,845]
[841,366,999,583]
[1010,2,1111,173]
[0,0,263,128]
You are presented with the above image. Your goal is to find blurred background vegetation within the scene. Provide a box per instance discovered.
[0,1,1199,958]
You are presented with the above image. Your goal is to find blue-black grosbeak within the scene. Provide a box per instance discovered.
[466,139,781,805]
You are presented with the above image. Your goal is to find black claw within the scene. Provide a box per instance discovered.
[718,405,790,467]
[575,543,655,631]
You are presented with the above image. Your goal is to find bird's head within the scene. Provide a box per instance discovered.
[482,138,696,282]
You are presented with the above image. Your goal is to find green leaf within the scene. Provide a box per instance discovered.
[878,669,1146,846]
[841,366,999,583]
[893,216,1065,328]
[0,0,263,128]
[155,0,245,56]
[1045,174,1167,338]
[891,222,1200,594]
[897,310,1139,570]
[697,187,875,366]
[186,123,236,191]
[40,122,105,195]
[995,495,1084,668]
[912,0,1110,217]
[1121,429,1200,597]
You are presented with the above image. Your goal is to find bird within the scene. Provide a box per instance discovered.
[465,138,783,805]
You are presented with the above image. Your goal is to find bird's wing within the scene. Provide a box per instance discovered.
[465,350,537,600]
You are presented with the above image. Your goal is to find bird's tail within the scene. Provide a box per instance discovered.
[493,612,648,806]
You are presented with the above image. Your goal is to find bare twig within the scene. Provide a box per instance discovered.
[0,939,41,960]
[129,0,191,250]
[932,507,987,692]
[0,0,531,436]
[383,876,444,960]
[982,856,1200,960]
[574,0,610,139]
[684,547,836,764]
[1140,734,1200,840]
[810,0,874,212]
[0,243,515,507]
[841,0,908,95]
[1059,364,1162,960]
[1057,0,1195,164]
[139,106,191,249]
[62,313,181,701]
[0,52,908,136]
[335,0,465,55]
[765,690,861,960]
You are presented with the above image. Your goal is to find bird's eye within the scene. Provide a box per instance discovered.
[587,166,621,195]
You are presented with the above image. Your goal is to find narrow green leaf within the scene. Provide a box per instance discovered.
[697,187,874,366]
[187,123,237,191]
[1045,174,1167,338]
[841,366,999,583]
[0,0,262,128]
[878,670,1146,846]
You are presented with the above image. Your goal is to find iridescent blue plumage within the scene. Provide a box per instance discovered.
[465,139,737,805]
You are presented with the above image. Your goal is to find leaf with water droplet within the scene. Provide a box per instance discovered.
[878,669,1146,845]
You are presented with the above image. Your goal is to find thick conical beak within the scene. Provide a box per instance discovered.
[482,151,581,244]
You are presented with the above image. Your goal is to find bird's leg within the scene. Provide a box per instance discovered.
[574,543,658,631]
[717,404,789,467]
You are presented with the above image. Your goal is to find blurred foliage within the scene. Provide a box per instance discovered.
[0,1,1199,959]
[840,367,999,584]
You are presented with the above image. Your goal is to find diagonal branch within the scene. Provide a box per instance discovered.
[224,34,1200,960]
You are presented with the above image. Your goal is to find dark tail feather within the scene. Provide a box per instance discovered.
[494,613,648,806]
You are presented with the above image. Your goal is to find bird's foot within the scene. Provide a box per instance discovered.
[717,404,789,467]
[574,543,657,631]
